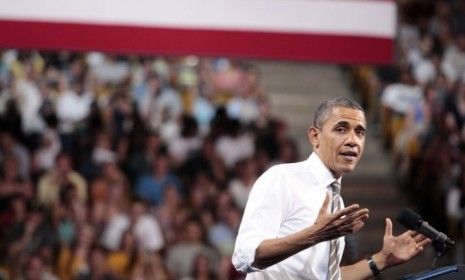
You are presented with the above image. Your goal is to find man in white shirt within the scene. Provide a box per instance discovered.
[233,97,430,279]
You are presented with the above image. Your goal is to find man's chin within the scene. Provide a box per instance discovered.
[338,164,357,175]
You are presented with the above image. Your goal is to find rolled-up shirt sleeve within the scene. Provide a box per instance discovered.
[232,166,288,273]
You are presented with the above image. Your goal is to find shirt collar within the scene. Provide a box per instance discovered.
[306,152,341,189]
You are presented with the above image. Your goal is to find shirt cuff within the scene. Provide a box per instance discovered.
[232,236,264,273]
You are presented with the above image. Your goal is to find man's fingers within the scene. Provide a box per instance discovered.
[410,232,432,249]
[352,221,365,232]
[333,208,369,228]
[320,204,369,238]
[337,212,369,232]
[418,238,432,247]
[334,204,361,218]
[319,192,331,214]
[338,219,366,234]
[352,213,370,223]
[413,233,428,243]
[340,208,369,222]
[384,218,393,237]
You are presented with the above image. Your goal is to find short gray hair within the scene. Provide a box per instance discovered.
[313,97,364,128]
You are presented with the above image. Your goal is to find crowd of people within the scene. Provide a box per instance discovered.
[351,0,465,260]
[5,0,465,278]
[0,51,299,280]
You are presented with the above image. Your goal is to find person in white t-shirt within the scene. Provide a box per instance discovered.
[131,200,164,252]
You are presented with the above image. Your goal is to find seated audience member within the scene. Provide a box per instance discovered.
[228,158,258,210]
[135,153,182,206]
[33,127,61,173]
[155,185,182,246]
[208,206,241,257]
[0,131,30,179]
[166,219,219,279]
[125,131,162,181]
[131,199,164,252]
[7,207,55,269]
[36,152,87,208]
[215,119,255,168]
[190,254,217,280]
[20,255,58,280]
[179,137,227,187]
[131,251,170,280]
[56,224,96,280]
[0,156,33,211]
[100,204,130,251]
[168,114,202,165]
[91,132,117,166]
[106,230,137,278]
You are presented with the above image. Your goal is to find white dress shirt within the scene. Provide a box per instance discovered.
[232,153,344,279]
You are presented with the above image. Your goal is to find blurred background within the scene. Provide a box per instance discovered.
[0,0,465,279]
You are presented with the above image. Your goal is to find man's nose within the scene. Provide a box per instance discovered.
[345,131,359,147]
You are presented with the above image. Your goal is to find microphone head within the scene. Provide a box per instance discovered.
[397,208,422,230]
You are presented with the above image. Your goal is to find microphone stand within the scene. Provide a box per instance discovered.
[431,236,454,268]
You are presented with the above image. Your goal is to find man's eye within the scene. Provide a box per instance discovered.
[336,127,346,133]
[356,130,365,136]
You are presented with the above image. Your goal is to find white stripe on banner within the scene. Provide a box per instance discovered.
[0,0,396,38]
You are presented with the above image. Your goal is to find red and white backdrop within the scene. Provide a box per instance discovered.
[0,0,396,64]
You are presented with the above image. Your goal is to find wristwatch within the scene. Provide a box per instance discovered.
[367,256,381,277]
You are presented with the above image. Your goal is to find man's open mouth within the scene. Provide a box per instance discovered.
[339,151,357,157]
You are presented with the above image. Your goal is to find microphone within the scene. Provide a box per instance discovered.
[397,208,454,256]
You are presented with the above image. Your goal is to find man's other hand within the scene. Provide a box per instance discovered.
[372,218,431,270]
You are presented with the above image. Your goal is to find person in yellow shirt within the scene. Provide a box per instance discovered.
[37,152,87,208]
[106,230,136,278]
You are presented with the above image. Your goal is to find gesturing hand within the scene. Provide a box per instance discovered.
[378,218,431,269]
[310,192,369,243]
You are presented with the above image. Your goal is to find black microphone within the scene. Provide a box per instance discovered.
[397,208,454,255]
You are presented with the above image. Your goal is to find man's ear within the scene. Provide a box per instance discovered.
[307,126,320,149]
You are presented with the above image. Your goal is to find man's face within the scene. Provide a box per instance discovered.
[309,107,366,178]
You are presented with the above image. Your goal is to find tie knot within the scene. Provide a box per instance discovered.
[330,181,341,195]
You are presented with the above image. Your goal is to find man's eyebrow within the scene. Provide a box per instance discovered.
[356,125,367,132]
[332,121,349,127]
[332,121,367,131]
